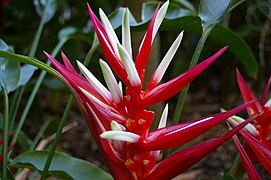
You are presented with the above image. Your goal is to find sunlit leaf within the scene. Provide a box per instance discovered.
[10,151,113,180]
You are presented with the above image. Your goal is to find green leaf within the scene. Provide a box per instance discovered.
[108,8,137,29]
[199,0,231,29]
[34,0,57,23]
[218,172,237,180]
[16,64,37,88]
[142,2,193,22]
[169,0,196,14]
[10,151,113,180]
[0,51,62,80]
[0,166,15,180]
[0,39,20,93]
[58,26,77,41]
[58,26,94,44]
[210,24,258,76]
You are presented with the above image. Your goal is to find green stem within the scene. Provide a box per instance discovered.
[29,119,51,151]
[9,86,25,132]
[228,153,241,177]
[2,86,9,180]
[172,26,213,124]
[10,39,67,151]
[40,97,74,180]
[8,3,49,132]
[40,41,99,179]
[163,26,214,158]
[28,6,47,57]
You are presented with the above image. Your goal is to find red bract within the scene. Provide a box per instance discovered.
[45,2,250,179]
[228,69,271,177]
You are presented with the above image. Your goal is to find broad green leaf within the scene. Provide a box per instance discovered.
[15,64,37,89]
[229,0,246,11]
[199,0,231,29]
[0,39,20,93]
[10,151,113,180]
[58,26,77,40]
[142,2,193,22]
[17,131,32,152]
[58,26,95,44]
[169,0,196,14]
[108,8,137,29]
[34,0,57,23]
[210,24,258,76]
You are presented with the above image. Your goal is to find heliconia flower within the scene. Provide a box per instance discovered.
[44,2,252,179]
[227,69,271,177]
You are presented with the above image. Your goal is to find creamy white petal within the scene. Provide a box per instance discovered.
[152,0,169,42]
[152,31,183,84]
[77,61,111,101]
[100,130,140,143]
[87,103,106,132]
[100,59,123,104]
[79,87,112,110]
[158,104,169,129]
[122,8,132,57]
[228,115,260,137]
[111,120,126,131]
[117,43,141,87]
[265,98,271,108]
[118,81,123,95]
[99,8,120,58]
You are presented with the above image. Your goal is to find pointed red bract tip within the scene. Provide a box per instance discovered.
[261,76,271,105]
[146,116,254,180]
[60,51,76,72]
[135,4,160,81]
[143,46,228,107]
[236,69,262,116]
[232,134,261,179]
